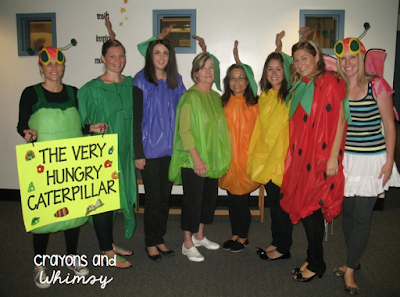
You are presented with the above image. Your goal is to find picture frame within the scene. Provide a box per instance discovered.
[153,9,196,54]
[299,10,345,56]
[16,13,57,57]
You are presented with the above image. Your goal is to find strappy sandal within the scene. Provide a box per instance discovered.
[334,263,361,277]
[102,252,132,269]
[112,245,133,256]
[114,255,132,269]
[345,285,360,295]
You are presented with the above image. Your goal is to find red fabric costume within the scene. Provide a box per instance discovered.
[280,72,347,224]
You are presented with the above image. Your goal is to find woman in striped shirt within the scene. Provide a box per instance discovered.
[334,38,400,294]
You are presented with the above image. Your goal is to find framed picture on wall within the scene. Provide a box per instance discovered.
[153,9,196,54]
[299,10,344,56]
[16,13,57,57]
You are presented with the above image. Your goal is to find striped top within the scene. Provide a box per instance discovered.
[345,82,386,155]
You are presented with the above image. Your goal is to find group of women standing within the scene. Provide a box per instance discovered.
[18,21,399,294]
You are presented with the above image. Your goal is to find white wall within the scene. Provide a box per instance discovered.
[1,0,398,190]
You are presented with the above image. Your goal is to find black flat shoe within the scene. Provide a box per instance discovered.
[293,272,323,282]
[145,248,161,262]
[231,239,249,253]
[157,247,175,257]
[256,247,267,256]
[261,251,291,261]
[291,267,301,276]
[223,239,236,250]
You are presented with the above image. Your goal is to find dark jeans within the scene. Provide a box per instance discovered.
[228,192,251,238]
[93,211,114,251]
[265,181,293,254]
[141,156,173,247]
[181,168,218,233]
[342,196,378,269]
[33,227,80,256]
[301,209,326,275]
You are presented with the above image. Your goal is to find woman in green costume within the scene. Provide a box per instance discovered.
[169,53,231,262]
[17,46,105,288]
[78,40,136,269]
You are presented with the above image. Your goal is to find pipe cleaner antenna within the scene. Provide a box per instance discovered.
[358,22,370,40]
[27,38,77,56]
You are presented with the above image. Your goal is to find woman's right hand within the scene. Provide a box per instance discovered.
[90,123,108,134]
[23,129,37,142]
[193,156,208,177]
[135,158,146,170]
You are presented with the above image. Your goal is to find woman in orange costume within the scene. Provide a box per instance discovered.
[219,41,259,252]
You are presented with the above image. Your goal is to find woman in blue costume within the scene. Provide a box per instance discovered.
[134,33,185,261]
[78,39,136,269]
[17,46,105,288]
[169,50,231,262]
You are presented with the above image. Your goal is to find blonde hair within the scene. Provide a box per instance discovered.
[336,52,376,87]
[191,53,212,84]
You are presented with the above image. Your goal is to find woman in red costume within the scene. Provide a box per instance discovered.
[280,29,347,282]
[219,41,259,252]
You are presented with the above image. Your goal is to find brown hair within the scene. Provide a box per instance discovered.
[290,41,325,85]
[101,39,126,56]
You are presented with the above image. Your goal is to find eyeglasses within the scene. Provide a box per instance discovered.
[229,76,246,82]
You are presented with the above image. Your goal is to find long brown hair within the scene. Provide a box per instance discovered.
[290,41,325,85]
[260,52,288,101]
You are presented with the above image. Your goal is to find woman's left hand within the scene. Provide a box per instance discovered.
[326,155,339,177]
[90,123,108,134]
[378,161,393,187]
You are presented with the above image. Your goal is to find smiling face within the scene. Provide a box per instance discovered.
[266,59,284,90]
[293,49,319,78]
[101,46,126,74]
[196,58,214,85]
[339,51,360,79]
[39,57,65,82]
[152,43,169,73]
[229,68,248,97]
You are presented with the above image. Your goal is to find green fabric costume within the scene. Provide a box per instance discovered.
[78,77,137,239]
[28,84,88,234]
[169,86,232,184]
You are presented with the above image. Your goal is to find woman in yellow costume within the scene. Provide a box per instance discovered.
[247,32,293,261]
[219,41,259,252]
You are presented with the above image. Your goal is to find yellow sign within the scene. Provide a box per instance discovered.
[16,135,120,232]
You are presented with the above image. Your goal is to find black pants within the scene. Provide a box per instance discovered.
[342,196,377,269]
[265,181,293,254]
[141,156,173,247]
[93,211,114,251]
[33,227,80,256]
[181,168,218,233]
[301,209,326,275]
[228,192,251,238]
